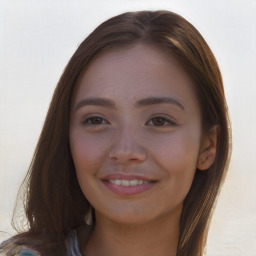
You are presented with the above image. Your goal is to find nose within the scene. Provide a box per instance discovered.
[108,126,146,164]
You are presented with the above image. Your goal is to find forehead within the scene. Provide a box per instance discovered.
[73,43,199,111]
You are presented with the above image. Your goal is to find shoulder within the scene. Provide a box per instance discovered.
[0,242,40,256]
[0,232,65,256]
[0,227,90,256]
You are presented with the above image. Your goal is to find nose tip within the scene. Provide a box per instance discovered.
[108,130,146,164]
[108,148,146,163]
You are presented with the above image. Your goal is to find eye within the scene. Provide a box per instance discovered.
[147,117,176,127]
[82,116,109,126]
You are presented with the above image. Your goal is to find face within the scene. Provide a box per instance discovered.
[69,43,204,225]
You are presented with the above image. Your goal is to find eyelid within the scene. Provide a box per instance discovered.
[81,115,110,126]
[80,114,177,127]
[146,115,177,127]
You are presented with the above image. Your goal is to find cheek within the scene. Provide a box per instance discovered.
[149,128,201,171]
[147,127,201,202]
[70,131,108,175]
[69,132,109,201]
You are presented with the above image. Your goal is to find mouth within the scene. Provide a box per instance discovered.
[106,179,153,186]
[101,175,157,195]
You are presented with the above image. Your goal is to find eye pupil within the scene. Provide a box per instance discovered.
[91,117,102,124]
[152,118,165,126]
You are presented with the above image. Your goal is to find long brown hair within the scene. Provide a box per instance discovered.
[0,10,231,255]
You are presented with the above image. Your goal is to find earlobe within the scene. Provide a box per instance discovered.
[197,125,219,171]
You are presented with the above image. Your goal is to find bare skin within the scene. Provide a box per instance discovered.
[70,43,218,256]
[81,211,179,256]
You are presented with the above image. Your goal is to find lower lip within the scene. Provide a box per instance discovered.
[102,180,156,195]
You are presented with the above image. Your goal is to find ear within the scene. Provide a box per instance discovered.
[197,125,219,171]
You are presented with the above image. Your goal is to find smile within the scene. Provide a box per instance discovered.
[107,179,151,186]
[102,175,156,195]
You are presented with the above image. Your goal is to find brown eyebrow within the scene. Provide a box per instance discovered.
[135,97,184,110]
[74,96,184,111]
[74,98,116,111]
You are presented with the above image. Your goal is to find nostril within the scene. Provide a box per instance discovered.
[108,149,146,163]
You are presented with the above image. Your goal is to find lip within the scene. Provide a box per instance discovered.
[102,173,153,181]
[101,173,157,195]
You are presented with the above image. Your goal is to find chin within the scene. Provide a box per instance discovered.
[100,207,161,225]
[111,215,155,226]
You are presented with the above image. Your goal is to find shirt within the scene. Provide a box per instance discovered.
[5,230,83,256]
[65,229,83,256]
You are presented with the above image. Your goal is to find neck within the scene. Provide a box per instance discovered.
[82,210,181,256]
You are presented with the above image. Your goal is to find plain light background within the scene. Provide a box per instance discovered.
[0,0,255,255]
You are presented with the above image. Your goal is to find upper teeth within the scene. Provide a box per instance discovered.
[108,179,150,186]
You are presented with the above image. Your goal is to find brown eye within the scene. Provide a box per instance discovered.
[90,117,103,124]
[152,118,166,126]
[82,116,108,125]
[147,116,176,127]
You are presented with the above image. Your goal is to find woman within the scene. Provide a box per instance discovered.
[0,10,231,256]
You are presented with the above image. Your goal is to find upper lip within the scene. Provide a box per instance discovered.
[102,173,154,181]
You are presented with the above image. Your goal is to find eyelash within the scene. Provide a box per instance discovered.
[146,117,177,127]
[82,116,109,126]
[82,115,177,127]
